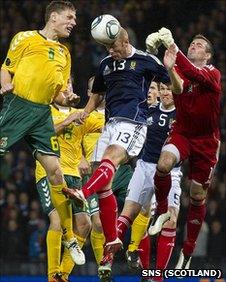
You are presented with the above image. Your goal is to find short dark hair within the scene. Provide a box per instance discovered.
[193,34,214,57]
[45,1,75,23]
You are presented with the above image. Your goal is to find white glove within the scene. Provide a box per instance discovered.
[145,32,161,55]
[158,27,174,48]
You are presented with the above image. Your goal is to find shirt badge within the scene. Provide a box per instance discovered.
[130,61,136,70]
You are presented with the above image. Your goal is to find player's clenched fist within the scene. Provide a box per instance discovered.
[158,27,174,48]
[0,83,14,95]
[145,32,161,54]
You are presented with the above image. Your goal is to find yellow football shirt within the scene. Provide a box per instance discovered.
[1,30,71,104]
[35,107,103,182]
[82,110,105,161]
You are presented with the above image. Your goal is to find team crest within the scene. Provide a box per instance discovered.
[130,61,136,70]
[59,47,64,53]
[90,198,98,209]
[0,137,8,148]
[147,116,153,126]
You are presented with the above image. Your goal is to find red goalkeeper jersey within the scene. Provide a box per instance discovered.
[173,50,221,138]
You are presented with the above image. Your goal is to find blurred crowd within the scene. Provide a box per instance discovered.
[0,0,225,275]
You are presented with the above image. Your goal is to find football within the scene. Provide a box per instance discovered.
[91,14,121,45]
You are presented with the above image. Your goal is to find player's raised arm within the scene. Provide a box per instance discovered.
[158,28,221,92]
[175,49,221,92]
[163,44,183,95]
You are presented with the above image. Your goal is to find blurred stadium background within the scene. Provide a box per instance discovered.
[0,0,225,281]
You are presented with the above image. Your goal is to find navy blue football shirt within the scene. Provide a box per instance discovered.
[142,102,176,163]
[92,47,170,123]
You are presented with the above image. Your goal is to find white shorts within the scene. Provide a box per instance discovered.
[91,118,147,162]
[126,159,182,212]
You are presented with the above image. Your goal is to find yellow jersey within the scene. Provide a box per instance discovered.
[82,110,105,161]
[1,30,71,104]
[35,106,103,182]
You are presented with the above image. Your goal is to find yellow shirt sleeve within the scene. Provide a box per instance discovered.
[1,31,32,74]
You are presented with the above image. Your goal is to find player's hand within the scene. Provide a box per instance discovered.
[0,83,14,95]
[78,158,91,176]
[145,32,161,55]
[64,92,81,108]
[72,110,89,125]
[158,27,174,48]
[163,44,178,70]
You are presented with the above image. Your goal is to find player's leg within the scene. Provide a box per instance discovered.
[117,160,154,270]
[98,121,147,279]
[176,136,220,269]
[90,212,105,265]
[150,133,188,235]
[36,178,63,282]
[26,106,84,265]
[176,180,207,270]
[127,207,151,270]
[88,193,105,266]
[155,169,181,273]
[118,160,153,241]
[60,176,90,280]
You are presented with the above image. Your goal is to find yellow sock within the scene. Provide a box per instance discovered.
[128,213,150,252]
[47,229,62,279]
[90,229,105,265]
[50,183,74,241]
[60,234,86,280]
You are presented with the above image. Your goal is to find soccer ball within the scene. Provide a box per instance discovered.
[91,14,121,45]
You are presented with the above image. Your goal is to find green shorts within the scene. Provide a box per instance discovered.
[82,174,99,216]
[37,175,89,215]
[82,164,133,215]
[112,164,134,211]
[0,93,59,157]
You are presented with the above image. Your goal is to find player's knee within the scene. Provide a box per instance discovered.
[156,160,172,175]
[190,196,206,206]
[157,152,176,175]
[48,165,64,185]
[74,215,92,238]
[190,184,207,205]
[92,220,103,233]
[49,211,61,231]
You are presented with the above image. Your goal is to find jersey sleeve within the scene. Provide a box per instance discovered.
[146,54,170,84]
[176,50,221,92]
[92,63,107,94]
[1,31,30,74]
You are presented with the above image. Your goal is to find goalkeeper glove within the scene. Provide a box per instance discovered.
[158,27,174,48]
[145,32,162,55]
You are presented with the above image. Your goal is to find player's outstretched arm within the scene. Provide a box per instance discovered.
[54,111,82,135]
[54,91,81,107]
[175,51,221,91]
[164,44,183,95]
[84,92,104,115]
[0,69,14,95]
[158,27,177,50]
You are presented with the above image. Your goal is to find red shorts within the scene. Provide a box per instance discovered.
[165,131,220,185]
